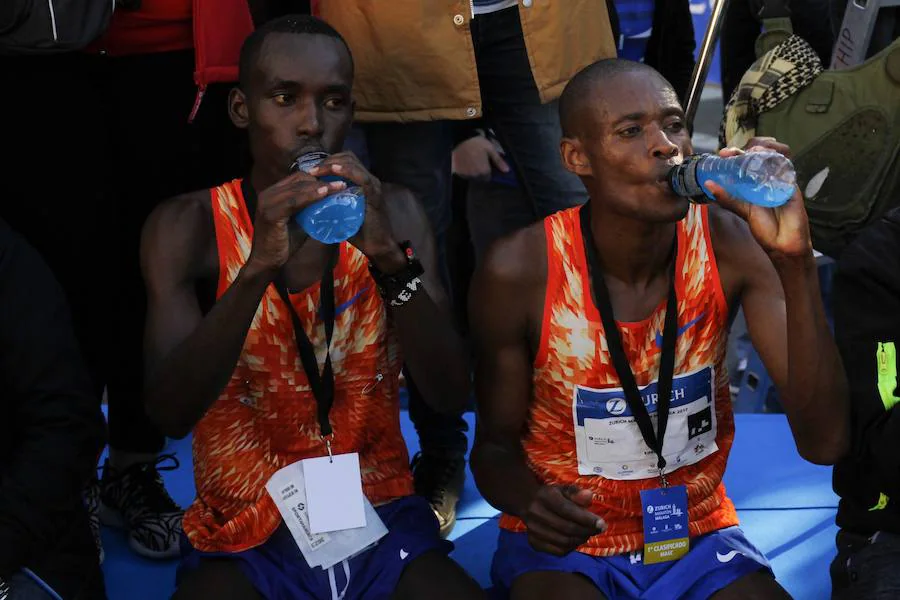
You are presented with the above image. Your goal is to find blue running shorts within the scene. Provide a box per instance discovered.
[177,495,452,600]
[491,526,773,600]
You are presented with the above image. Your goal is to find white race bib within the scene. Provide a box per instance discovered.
[572,366,718,479]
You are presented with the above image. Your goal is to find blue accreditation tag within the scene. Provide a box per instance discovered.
[640,485,689,564]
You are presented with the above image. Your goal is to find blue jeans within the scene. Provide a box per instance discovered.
[831,530,900,599]
[362,7,586,459]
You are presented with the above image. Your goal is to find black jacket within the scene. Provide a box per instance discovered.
[0,219,106,598]
[832,207,900,535]
[607,0,697,104]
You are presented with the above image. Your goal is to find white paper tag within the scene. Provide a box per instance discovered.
[266,462,331,566]
[266,457,388,570]
[315,497,388,570]
[303,453,367,534]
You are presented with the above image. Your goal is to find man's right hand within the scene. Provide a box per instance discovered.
[522,485,606,556]
[451,135,510,181]
[245,171,347,275]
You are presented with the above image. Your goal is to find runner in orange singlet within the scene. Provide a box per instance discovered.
[140,15,484,600]
[470,59,849,600]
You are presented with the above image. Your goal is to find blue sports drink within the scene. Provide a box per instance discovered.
[292,151,366,244]
[667,151,796,208]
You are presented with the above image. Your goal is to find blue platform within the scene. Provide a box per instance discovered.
[99,412,838,599]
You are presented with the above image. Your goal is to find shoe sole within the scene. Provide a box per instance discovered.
[438,510,457,539]
[99,502,181,560]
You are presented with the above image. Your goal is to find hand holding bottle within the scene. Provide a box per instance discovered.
[704,138,813,259]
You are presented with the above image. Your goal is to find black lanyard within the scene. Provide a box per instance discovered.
[241,179,338,444]
[579,203,679,483]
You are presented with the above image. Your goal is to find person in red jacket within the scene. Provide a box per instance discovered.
[0,0,254,562]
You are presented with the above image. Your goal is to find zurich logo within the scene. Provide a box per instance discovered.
[606,398,627,416]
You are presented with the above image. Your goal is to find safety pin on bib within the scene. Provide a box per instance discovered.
[322,433,335,463]
[362,373,384,394]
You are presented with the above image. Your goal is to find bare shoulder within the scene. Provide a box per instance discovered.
[470,220,547,350]
[141,189,218,284]
[478,219,547,291]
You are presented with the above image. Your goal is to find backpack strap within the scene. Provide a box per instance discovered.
[752,0,795,57]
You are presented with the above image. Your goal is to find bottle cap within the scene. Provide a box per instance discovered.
[667,154,711,204]
[291,151,330,174]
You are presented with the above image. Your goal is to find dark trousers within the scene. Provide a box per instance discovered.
[0,50,249,453]
[363,7,587,459]
[720,0,836,103]
[831,529,900,599]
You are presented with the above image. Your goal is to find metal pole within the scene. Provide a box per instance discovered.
[684,0,732,131]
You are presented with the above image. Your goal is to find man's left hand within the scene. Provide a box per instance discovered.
[309,152,406,272]
[704,137,813,260]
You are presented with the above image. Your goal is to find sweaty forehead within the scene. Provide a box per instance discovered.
[252,32,352,90]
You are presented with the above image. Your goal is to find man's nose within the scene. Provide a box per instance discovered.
[295,98,323,137]
[650,127,680,160]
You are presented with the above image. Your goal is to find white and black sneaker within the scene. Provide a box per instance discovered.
[83,477,104,564]
[99,454,183,560]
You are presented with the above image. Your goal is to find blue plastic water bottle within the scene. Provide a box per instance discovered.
[292,151,366,244]
[667,151,796,208]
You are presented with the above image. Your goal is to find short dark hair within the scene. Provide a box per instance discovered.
[559,58,668,138]
[238,14,353,90]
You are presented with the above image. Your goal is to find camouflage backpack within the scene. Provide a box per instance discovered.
[720,19,900,258]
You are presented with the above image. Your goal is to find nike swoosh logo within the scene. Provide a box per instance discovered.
[655,312,705,350]
[333,288,369,318]
[716,550,740,563]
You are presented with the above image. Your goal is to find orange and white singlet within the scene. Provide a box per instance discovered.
[498,203,738,556]
[182,179,413,553]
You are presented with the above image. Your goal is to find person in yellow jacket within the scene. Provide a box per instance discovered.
[317,0,617,539]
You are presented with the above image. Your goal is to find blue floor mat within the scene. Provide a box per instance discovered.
[100,412,838,599]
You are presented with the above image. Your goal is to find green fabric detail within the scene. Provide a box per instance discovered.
[878,342,898,411]
[870,492,890,512]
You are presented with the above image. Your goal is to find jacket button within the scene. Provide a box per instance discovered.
[466,107,477,117]
[522,0,533,6]
[453,14,465,26]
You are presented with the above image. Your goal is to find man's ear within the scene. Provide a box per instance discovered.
[561,137,592,177]
[229,87,250,129]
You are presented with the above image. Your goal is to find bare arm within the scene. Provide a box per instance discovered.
[309,154,471,414]
[712,206,847,464]
[143,173,347,438]
[141,196,273,439]
[469,228,604,556]
[378,185,471,414]
[469,229,542,515]
[707,140,849,465]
